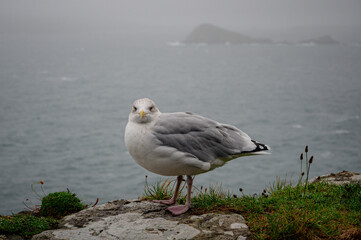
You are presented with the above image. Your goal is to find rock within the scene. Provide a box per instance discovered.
[310,170,361,184]
[32,200,251,240]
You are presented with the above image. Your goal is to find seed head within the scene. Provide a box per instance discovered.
[40,180,44,185]
[302,172,305,176]
[239,188,243,192]
[305,145,308,153]
[300,153,303,160]
[309,156,313,164]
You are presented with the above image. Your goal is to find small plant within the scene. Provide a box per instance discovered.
[296,146,314,195]
[40,190,86,218]
[22,181,46,214]
[23,181,87,219]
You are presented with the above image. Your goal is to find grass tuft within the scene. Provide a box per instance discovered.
[191,184,234,213]
[142,176,177,201]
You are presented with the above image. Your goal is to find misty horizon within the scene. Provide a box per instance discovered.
[1,0,361,43]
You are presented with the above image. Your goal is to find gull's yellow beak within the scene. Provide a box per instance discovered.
[140,109,146,118]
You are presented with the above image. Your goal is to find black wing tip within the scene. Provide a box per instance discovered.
[251,140,270,152]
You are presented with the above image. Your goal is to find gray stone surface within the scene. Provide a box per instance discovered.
[32,200,251,240]
[310,170,361,184]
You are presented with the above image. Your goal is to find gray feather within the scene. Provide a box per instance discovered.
[152,112,257,162]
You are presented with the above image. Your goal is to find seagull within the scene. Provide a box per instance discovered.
[125,98,270,215]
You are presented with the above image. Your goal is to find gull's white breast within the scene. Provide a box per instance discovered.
[125,121,210,176]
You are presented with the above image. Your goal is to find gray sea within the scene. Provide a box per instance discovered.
[1,34,361,215]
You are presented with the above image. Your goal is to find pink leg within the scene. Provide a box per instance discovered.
[153,175,183,205]
[167,175,193,215]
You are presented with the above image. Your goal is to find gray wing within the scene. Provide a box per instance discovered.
[152,112,259,162]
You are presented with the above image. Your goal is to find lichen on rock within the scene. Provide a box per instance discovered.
[32,199,251,240]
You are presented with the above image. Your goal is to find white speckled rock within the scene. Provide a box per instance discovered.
[32,199,251,240]
[230,223,248,229]
[42,212,200,240]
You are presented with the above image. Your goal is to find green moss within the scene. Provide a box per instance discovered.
[0,214,57,238]
[40,191,85,218]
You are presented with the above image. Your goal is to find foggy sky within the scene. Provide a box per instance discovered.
[1,0,361,41]
[2,0,361,27]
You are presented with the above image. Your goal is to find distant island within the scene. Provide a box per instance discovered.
[183,23,272,44]
[183,24,340,45]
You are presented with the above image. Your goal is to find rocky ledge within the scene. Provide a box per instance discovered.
[27,170,361,240]
[32,200,250,240]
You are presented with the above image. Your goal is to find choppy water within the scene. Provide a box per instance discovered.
[1,35,361,215]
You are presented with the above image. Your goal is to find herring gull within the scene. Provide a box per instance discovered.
[125,98,270,215]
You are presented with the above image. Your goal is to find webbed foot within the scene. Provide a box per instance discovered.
[166,204,190,215]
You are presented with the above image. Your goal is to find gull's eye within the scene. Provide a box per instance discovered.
[132,106,137,112]
[149,106,154,112]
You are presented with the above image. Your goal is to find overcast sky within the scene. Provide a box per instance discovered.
[1,0,361,41]
[1,0,361,27]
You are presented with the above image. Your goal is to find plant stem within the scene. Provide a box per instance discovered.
[304,152,310,195]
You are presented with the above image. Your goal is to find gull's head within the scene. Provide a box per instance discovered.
[129,98,161,124]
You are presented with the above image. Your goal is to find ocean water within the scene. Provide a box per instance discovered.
[1,35,361,215]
